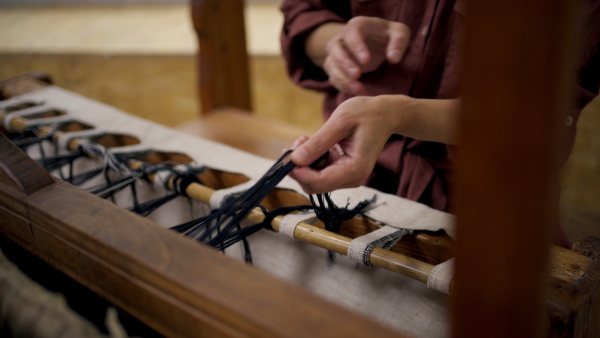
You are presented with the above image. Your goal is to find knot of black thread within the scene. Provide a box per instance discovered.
[310,193,376,234]
[171,172,201,197]
[170,150,376,265]
[310,193,376,263]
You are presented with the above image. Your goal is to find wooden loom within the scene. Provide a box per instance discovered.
[0,72,599,337]
[0,1,599,338]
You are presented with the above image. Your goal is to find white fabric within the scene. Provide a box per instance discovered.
[347,225,410,266]
[427,258,455,295]
[5,85,455,337]
[278,211,317,239]
[209,180,257,209]
[0,96,40,109]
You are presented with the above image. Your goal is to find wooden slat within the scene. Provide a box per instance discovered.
[452,0,579,337]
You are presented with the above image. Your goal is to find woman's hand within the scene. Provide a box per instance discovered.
[305,17,411,95]
[289,95,403,194]
[289,96,460,194]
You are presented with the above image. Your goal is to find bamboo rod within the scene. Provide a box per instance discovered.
[0,112,28,132]
[0,112,118,153]
[0,111,76,142]
[178,177,434,283]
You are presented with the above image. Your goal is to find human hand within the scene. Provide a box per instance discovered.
[323,16,410,95]
[289,95,403,194]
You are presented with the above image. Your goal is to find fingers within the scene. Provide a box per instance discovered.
[290,135,309,150]
[323,56,364,95]
[340,20,371,66]
[385,22,410,64]
[289,158,367,194]
[322,17,411,95]
[324,36,365,95]
[290,111,353,167]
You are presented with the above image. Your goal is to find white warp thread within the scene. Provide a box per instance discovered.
[0,96,38,109]
[278,211,317,239]
[209,180,257,209]
[56,129,106,152]
[22,115,75,129]
[347,225,410,266]
[427,258,455,294]
[105,144,152,156]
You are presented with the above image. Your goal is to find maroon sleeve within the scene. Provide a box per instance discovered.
[280,0,350,92]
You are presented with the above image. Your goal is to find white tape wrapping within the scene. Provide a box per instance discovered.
[347,225,410,267]
[426,258,455,294]
[278,211,317,239]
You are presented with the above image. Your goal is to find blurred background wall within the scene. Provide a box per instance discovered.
[0,1,323,130]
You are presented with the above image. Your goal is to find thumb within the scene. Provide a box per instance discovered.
[290,127,342,167]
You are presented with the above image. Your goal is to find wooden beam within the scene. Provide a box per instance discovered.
[192,0,252,114]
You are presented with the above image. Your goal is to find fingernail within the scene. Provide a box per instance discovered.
[347,67,359,78]
[291,147,308,165]
[290,136,308,149]
[388,50,402,63]
[356,51,368,64]
[291,139,301,149]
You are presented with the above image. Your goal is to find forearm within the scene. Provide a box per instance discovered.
[304,22,345,67]
[384,95,461,145]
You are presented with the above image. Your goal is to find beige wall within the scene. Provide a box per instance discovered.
[0,53,323,131]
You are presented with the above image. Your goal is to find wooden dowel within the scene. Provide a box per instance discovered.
[0,113,102,153]
[0,112,28,132]
[177,177,434,283]
[0,112,70,143]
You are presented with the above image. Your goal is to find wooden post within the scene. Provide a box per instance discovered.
[452,1,578,337]
[191,0,252,114]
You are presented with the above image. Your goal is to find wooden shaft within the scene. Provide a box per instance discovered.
[180,178,434,283]
[0,111,72,146]
[453,0,577,337]
[0,112,105,153]
[192,0,251,114]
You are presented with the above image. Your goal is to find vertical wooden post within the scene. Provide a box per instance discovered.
[452,1,578,337]
[191,0,252,114]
